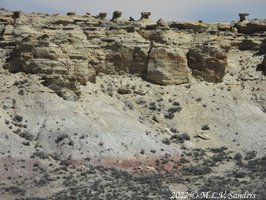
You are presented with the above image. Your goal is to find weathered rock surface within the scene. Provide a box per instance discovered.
[170,21,208,32]
[187,45,228,82]
[238,12,249,22]
[0,9,264,100]
[238,38,261,51]
[7,32,96,99]
[1,8,266,200]
[147,46,189,85]
[235,19,266,34]
[259,38,266,54]
[105,41,149,77]
[1,9,234,99]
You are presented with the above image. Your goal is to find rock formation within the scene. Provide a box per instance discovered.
[67,12,76,16]
[235,19,266,34]
[262,55,266,72]
[0,9,266,200]
[157,18,170,30]
[187,45,228,83]
[129,12,151,22]
[239,12,249,22]
[140,12,151,20]
[12,11,20,19]
[147,46,189,85]
[111,10,122,21]
[170,21,208,32]
[0,10,265,99]
[98,12,107,19]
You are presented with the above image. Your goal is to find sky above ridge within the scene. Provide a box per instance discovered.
[0,0,265,22]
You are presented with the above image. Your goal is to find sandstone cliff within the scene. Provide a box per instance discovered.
[0,8,266,199]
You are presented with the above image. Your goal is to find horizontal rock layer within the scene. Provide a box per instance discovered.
[1,9,266,99]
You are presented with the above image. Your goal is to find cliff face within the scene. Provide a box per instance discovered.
[1,10,265,100]
[0,9,266,199]
[0,9,231,99]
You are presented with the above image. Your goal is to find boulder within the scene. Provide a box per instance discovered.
[187,45,228,83]
[219,40,231,52]
[0,23,4,35]
[67,12,76,16]
[147,46,189,85]
[3,24,13,35]
[12,11,20,19]
[117,87,132,95]
[140,12,151,20]
[157,19,170,30]
[238,39,261,51]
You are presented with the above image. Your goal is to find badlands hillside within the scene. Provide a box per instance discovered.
[0,8,266,199]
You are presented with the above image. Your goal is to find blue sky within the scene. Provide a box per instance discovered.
[0,0,265,22]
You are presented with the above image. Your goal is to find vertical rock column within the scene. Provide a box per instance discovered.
[238,13,249,22]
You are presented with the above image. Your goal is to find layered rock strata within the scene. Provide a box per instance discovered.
[1,9,266,99]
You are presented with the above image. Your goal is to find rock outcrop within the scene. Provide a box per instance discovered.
[238,38,261,51]
[147,46,189,85]
[187,45,228,82]
[238,13,249,22]
[104,40,150,77]
[1,9,266,200]
[98,12,107,19]
[0,9,265,99]
[111,10,123,22]
[140,12,151,20]
[170,21,208,32]
[6,31,97,99]
[235,19,266,34]
[259,38,266,55]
